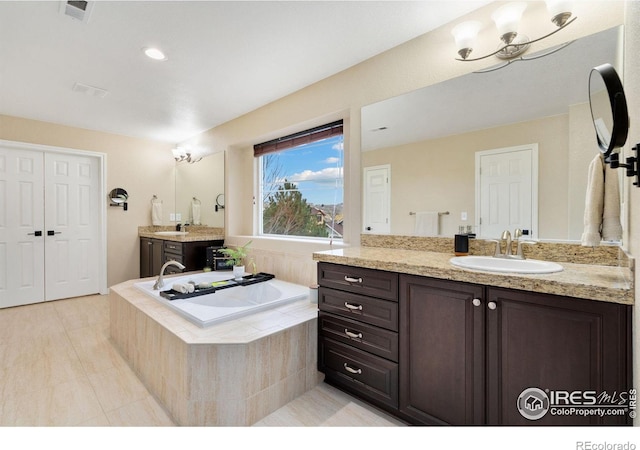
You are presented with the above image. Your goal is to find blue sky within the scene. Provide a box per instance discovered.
[263,135,344,205]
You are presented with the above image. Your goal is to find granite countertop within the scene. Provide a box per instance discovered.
[138,226,224,243]
[312,247,634,305]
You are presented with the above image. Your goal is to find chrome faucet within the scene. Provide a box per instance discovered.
[153,260,186,290]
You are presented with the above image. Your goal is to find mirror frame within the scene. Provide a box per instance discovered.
[589,63,629,159]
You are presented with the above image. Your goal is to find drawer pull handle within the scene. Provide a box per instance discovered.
[344,276,363,284]
[344,328,363,339]
[343,363,362,375]
[344,302,363,311]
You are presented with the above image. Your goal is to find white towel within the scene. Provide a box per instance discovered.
[151,199,163,226]
[414,211,439,236]
[581,154,622,247]
[191,201,201,225]
[602,160,622,241]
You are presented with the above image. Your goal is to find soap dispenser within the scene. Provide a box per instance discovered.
[454,226,469,256]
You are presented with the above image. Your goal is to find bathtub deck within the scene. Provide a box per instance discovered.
[109,277,320,426]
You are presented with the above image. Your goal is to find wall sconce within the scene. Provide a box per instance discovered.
[451,1,576,62]
[172,146,203,164]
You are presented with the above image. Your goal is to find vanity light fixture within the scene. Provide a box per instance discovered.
[451,1,576,62]
[172,146,202,164]
[143,47,167,61]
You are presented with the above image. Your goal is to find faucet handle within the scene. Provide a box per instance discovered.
[485,239,501,257]
[513,228,523,240]
[516,240,537,258]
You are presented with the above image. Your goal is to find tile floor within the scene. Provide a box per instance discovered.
[0,294,402,427]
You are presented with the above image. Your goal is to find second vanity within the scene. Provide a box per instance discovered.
[138,226,224,277]
[312,244,633,426]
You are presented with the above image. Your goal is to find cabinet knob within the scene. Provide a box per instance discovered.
[488,301,497,310]
[472,298,482,307]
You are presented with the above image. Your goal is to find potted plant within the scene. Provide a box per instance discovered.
[219,241,252,280]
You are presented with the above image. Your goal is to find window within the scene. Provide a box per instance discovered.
[255,120,344,239]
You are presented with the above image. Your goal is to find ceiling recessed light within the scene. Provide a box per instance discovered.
[143,47,167,61]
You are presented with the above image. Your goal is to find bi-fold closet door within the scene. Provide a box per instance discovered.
[0,143,104,308]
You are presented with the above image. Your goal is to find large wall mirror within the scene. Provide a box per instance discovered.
[361,26,623,241]
[175,151,225,228]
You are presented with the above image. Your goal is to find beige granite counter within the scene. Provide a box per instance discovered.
[312,247,634,305]
[138,225,224,243]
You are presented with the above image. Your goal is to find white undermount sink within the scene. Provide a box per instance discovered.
[450,255,563,274]
[154,231,189,236]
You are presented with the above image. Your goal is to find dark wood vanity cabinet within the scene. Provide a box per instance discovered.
[399,275,632,426]
[399,275,485,425]
[140,237,164,277]
[140,238,223,277]
[317,263,400,410]
[317,262,632,426]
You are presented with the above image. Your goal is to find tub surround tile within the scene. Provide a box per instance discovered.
[109,279,320,426]
[313,247,633,305]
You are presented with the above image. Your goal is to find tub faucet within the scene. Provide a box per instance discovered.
[153,260,186,290]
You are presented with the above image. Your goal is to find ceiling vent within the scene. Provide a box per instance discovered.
[59,1,94,23]
[72,82,108,98]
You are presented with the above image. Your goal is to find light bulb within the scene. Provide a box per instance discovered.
[491,2,527,44]
[451,21,482,60]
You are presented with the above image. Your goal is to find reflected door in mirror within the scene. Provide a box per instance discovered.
[363,165,390,234]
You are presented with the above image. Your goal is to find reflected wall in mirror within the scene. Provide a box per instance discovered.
[175,151,225,227]
[361,26,623,241]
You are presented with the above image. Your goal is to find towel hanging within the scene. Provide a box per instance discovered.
[413,211,439,236]
[191,197,202,226]
[581,154,622,247]
[151,196,163,226]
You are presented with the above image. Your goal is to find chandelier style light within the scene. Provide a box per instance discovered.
[451,1,576,62]
[172,146,203,164]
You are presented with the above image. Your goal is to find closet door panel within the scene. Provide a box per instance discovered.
[0,146,45,307]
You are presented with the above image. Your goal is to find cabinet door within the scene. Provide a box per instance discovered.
[140,238,164,277]
[486,287,631,426]
[399,275,485,425]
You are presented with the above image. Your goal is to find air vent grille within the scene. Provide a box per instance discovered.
[60,1,93,23]
[72,82,108,98]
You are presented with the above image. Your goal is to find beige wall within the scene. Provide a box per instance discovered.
[623,0,640,424]
[0,114,175,286]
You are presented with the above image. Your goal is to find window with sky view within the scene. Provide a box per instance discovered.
[259,133,344,239]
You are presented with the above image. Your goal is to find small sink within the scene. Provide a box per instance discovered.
[450,256,563,274]
[154,231,189,236]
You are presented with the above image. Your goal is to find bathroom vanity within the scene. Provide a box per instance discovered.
[314,247,633,426]
[138,226,224,277]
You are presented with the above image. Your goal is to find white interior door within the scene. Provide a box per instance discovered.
[476,145,538,239]
[363,165,390,234]
[44,152,101,301]
[0,147,45,308]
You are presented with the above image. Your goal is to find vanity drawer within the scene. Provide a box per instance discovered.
[163,241,183,256]
[318,262,398,301]
[319,312,398,362]
[319,287,398,331]
[319,336,398,408]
